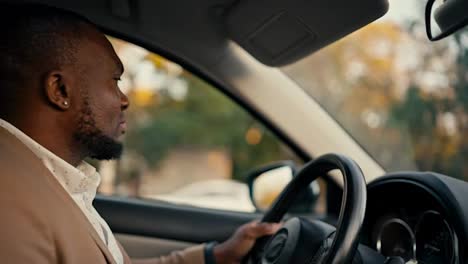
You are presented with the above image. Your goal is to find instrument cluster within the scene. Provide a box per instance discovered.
[372,210,458,263]
[363,179,461,264]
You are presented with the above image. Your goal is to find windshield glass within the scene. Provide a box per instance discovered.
[281,1,468,180]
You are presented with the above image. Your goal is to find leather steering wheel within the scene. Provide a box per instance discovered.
[244,154,367,264]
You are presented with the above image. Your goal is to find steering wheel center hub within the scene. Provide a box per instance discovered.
[264,230,288,262]
[260,218,337,264]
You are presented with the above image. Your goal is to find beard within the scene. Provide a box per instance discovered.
[73,97,123,160]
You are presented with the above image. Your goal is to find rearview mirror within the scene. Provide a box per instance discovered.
[425,0,468,41]
[247,161,319,212]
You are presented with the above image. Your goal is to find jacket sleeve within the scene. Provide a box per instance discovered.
[119,242,206,264]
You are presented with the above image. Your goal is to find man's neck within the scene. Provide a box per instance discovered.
[2,117,84,167]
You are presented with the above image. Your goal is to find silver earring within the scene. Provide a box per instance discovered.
[64,101,69,106]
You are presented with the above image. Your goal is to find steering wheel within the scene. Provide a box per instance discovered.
[244,154,367,264]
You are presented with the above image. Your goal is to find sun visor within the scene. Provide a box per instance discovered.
[225,0,389,66]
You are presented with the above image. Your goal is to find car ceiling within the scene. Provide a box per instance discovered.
[6,0,387,83]
[8,0,237,83]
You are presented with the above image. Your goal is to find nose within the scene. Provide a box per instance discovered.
[120,89,129,111]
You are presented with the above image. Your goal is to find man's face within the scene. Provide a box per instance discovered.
[71,27,129,160]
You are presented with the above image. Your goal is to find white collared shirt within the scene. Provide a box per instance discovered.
[0,118,124,264]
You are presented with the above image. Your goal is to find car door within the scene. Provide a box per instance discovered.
[94,196,260,258]
[92,36,329,258]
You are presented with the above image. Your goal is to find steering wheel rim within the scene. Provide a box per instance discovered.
[245,153,367,264]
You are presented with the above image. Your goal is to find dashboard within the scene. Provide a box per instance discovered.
[361,172,468,263]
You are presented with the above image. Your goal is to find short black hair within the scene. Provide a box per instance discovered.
[0,2,94,108]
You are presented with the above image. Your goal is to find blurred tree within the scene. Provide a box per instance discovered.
[283,22,468,180]
[284,23,419,170]
[122,61,296,182]
[389,29,468,179]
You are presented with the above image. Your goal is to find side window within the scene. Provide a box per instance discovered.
[97,37,302,212]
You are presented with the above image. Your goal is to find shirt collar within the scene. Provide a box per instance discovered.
[0,118,100,195]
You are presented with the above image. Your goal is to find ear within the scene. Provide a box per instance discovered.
[44,71,72,111]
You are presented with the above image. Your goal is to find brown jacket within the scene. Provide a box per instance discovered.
[0,127,205,264]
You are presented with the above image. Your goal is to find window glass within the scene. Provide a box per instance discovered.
[97,37,304,212]
[282,2,468,180]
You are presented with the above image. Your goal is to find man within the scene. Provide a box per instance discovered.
[0,3,280,264]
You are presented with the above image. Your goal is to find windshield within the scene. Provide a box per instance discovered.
[281,1,468,180]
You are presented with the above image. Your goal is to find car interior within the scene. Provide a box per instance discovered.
[2,0,468,263]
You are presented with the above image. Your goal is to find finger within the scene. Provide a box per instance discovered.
[261,222,282,233]
[245,220,281,230]
[244,222,282,238]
